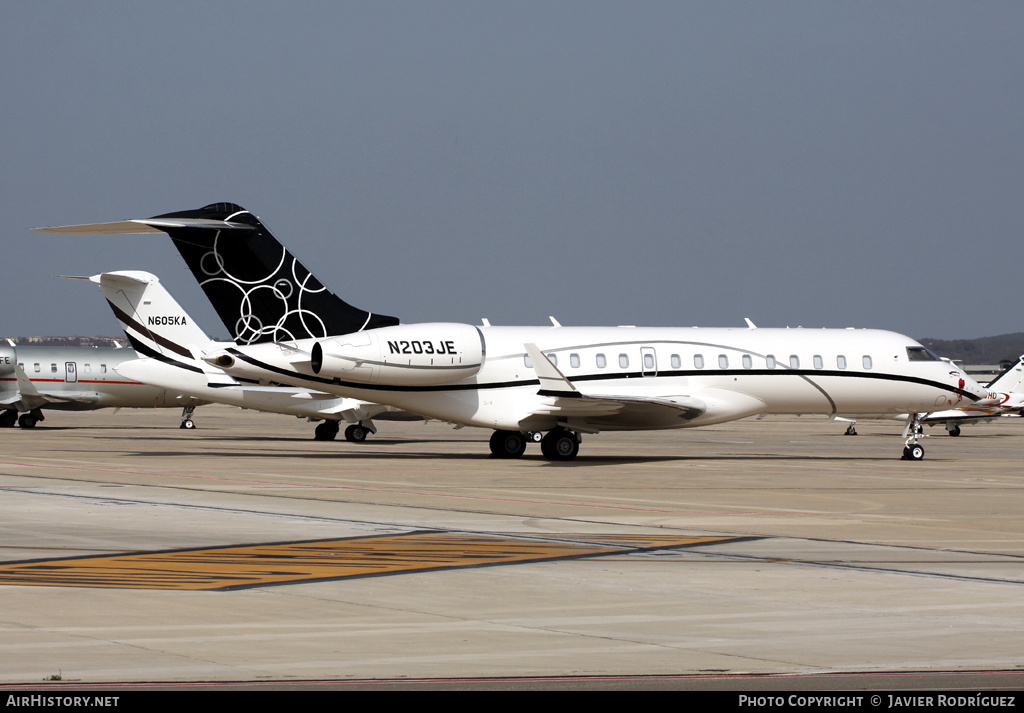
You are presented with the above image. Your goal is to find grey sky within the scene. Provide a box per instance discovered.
[2,2,1022,341]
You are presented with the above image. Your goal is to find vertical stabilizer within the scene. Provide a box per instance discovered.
[151,203,399,344]
[987,355,1024,392]
[94,271,211,370]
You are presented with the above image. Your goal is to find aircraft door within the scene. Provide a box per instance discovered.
[65,362,78,383]
[641,347,657,377]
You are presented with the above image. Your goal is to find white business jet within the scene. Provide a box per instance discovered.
[37,203,988,460]
[0,342,202,429]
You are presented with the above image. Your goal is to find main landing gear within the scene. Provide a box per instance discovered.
[2,408,45,428]
[489,427,581,461]
[314,420,339,441]
[313,420,375,443]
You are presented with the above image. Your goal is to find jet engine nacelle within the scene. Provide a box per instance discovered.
[311,323,484,386]
[0,346,16,378]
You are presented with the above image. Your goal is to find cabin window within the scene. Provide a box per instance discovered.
[84,364,91,374]
[766,355,776,369]
[50,364,57,373]
[643,353,655,370]
[694,354,704,369]
[101,364,108,374]
[906,346,941,361]
[546,353,557,366]
[742,354,753,369]
[570,353,580,369]
[596,353,606,369]
[837,355,847,369]
[619,354,629,369]
[670,354,681,369]
[813,355,823,370]
[524,355,532,368]
[33,363,40,373]
[718,354,729,369]
[862,355,873,370]
[789,355,800,369]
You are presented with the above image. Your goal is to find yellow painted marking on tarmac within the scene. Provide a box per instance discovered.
[0,532,742,591]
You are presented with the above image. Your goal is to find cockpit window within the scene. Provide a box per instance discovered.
[906,346,941,361]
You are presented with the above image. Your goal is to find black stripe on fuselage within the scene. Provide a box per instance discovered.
[126,335,205,374]
[226,348,975,401]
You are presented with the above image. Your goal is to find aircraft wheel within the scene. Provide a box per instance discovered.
[903,444,925,461]
[528,431,543,443]
[489,430,527,458]
[0,410,16,428]
[541,428,579,461]
[179,419,196,430]
[18,414,38,429]
[345,424,368,443]
[948,425,961,437]
[845,424,857,436]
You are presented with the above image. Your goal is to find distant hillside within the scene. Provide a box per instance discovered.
[918,332,1024,366]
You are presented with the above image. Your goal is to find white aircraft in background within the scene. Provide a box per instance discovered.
[0,342,202,429]
[919,355,1024,436]
[837,355,1024,437]
[38,203,989,461]
[77,270,415,441]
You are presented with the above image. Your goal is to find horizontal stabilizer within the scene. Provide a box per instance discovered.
[206,372,240,388]
[34,218,253,235]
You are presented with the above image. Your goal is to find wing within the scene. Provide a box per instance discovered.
[0,364,49,411]
[921,407,1014,425]
[522,344,705,430]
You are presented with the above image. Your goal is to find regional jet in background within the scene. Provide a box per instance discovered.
[77,270,417,441]
[917,355,1024,436]
[38,203,989,460]
[837,354,1024,437]
[0,342,203,429]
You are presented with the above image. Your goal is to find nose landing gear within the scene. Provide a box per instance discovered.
[901,413,926,461]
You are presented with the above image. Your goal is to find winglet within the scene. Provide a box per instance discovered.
[14,363,40,398]
[524,343,577,396]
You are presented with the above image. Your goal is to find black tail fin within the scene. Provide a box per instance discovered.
[152,203,399,344]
